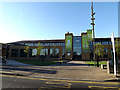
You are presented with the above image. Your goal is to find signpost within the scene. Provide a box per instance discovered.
[111,33,117,76]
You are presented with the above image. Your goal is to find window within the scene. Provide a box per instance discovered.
[34,43,38,46]
[20,49,27,57]
[40,49,48,57]
[21,43,25,45]
[11,49,18,57]
[89,42,93,45]
[95,42,100,44]
[108,42,112,45]
[73,36,82,59]
[111,48,113,52]
[67,53,70,56]
[104,48,108,52]
[44,43,47,46]
[29,49,37,57]
[50,43,54,46]
[50,48,59,58]
[102,41,108,45]
[40,43,43,46]
[103,54,108,58]
[76,40,79,42]
[25,43,33,46]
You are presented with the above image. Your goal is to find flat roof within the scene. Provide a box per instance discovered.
[11,39,65,43]
[8,37,120,44]
[95,37,120,42]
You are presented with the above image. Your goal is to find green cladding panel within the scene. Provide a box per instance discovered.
[65,35,72,52]
[82,34,89,52]
[87,29,93,42]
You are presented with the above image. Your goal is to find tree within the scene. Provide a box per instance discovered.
[35,42,44,61]
[115,39,120,63]
[95,43,104,67]
[24,45,30,58]
[24,45,29,53]
[52,44,57,57]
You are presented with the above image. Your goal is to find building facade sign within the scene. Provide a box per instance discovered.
[65,35,72,52]
[87,29,93,42]
[82,34,89,52]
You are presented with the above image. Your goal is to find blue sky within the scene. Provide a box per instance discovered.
[0,2,118,43]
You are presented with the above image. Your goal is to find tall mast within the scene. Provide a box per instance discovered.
[91,2,95,66]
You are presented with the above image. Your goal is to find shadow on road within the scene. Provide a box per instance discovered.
[104,79,120,82]
[2,67,57,74]
[50,62,90,66]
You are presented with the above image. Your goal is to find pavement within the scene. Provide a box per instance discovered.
[1,59,32,66]
[1,59,120,82]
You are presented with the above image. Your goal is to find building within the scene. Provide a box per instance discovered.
[5,31,120,61]
[0,43,7,58]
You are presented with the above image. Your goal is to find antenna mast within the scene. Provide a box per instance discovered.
[91,2,96,66]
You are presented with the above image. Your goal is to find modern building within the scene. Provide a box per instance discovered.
[3,30,120,61]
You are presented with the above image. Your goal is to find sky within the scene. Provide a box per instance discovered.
[118,1,120,37]
[0,2,118,43]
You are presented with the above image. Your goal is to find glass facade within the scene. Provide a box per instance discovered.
[73,36,82,59]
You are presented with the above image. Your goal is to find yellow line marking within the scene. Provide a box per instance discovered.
[88,85,119,89]
[1,74,120,85]
[46,81,63,84]
[46,81,71,88]
[68,83,71,88]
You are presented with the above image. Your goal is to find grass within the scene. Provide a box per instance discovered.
[85,61,107,67]
[14,59,63,66]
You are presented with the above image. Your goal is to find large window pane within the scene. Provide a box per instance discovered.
[104,48,108,52]
[29,49,37,57]
[73,36,82,59]
[40,49,48,57]
[11,49,18,57]
[50,48,59,58]
[20,49,27,57]
[103,54,108,58]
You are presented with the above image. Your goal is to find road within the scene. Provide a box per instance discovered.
[1,75,120,89]
[1,60,120,89]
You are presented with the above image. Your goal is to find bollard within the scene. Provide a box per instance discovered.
[107,60,114,73]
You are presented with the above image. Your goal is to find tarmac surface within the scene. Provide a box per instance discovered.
[1,59,119,82]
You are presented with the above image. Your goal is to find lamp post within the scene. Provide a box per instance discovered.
[91,2,96,66]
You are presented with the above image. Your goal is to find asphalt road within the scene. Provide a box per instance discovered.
[1,75,120,89]
[1,60,120,89]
